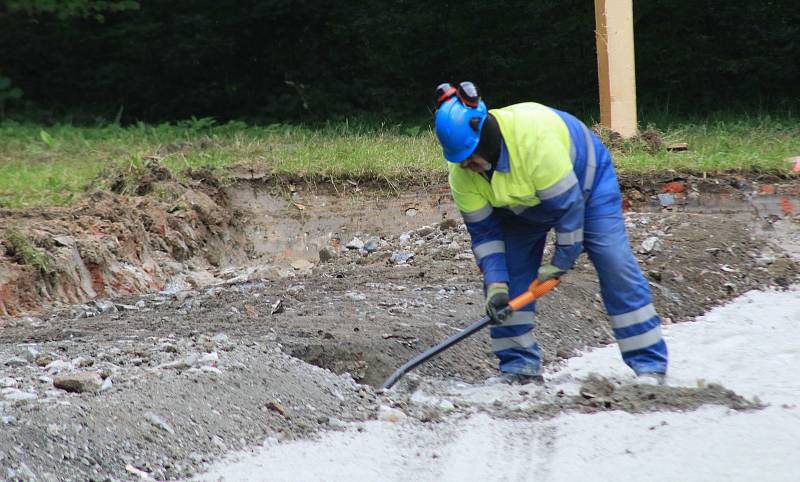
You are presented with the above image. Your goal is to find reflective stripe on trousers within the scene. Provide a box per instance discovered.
[492,151,668,376]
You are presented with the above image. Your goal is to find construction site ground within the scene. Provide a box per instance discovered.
[0,168,798,481]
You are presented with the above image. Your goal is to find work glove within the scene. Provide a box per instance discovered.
[537,263,566,282]
[485,283,511,324]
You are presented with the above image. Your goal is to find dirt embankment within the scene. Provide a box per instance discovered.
[0,169,798,481]
[0,168,252,318]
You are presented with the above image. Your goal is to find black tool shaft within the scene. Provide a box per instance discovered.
[379,315,492,390]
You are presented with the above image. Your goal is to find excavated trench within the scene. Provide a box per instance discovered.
[225,176,800,387]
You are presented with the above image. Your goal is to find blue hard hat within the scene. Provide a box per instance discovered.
[434,96,487,163]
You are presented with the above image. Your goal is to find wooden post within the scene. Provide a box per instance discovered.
[594,0,637,137]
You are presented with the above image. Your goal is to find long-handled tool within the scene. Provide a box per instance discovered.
[380,278,560,390]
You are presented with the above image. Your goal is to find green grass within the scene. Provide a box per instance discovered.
[614,116,799,173]
[0,115,797,208]
[4,229,53,272]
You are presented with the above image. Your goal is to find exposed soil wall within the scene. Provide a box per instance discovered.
[0,169,252,318]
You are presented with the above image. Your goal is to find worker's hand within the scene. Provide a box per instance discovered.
[485,283,510,324]
[537,263,566,282]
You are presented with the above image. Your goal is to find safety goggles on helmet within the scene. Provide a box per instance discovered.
[433,81,487,163]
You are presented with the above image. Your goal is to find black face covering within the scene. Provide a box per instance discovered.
[474,114,502,167]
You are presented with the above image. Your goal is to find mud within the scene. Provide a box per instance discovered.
[507,375,761,418]
[391,373,761,427]
[0,169,798,480]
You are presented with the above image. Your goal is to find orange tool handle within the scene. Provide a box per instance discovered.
[508,278,560,311]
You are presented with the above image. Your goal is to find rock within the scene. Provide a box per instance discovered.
[657,193,674,207]
[378,405,407,423]
[2,415,16,425]
[135,300,147,309]
[53,372,103,393]
[35,355,53,367]
[186,269,218,287]
[100,377,113,392]
[125,464,152,480]
[211,435,227,450]
[198,352,219,365]
[2,388,38,401]
[647,270,662,281]
[628,189,645,201]
[243,304,259,318]
[398,233,411,245]
[390,251,415,264]
[415,226,434,237]
[157,356,196,370]
[270,299,284,315]
[211,333,229,344]
[439,219,459,230]
[666,143,688,152]
[318,247,337,263]
[266,400,289,418]
[0,377,18,388]
[94,300,118,314]
[281,286,304,304]
[7,316,38,328]
[115,303,140,312]
[639,237,663,253]
[438,400,455,412]
[77,304,100,318]
[364,238,380,253]
[71,356,94,368]
[163,261,186,275]
[45,360,74,374]
[144,411,175,434]
[731,177,748,190]
[755,255,776,267]
[556,347,575,359]
[290,258,314,271]
[23,346,39,363]
[669,271,686,283]
[346,237,365,250]
[5,357,27,367]
[346,292,367,301]
[159,343,180,353]
[172,290,192,302]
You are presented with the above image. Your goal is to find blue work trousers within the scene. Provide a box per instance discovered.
[490,143,669,376]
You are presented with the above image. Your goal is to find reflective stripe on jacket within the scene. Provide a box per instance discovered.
[448,103,597,285]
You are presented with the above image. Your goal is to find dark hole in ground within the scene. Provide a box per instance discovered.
[289,343,396,387]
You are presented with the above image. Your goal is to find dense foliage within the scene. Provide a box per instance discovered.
[1,0,798,122]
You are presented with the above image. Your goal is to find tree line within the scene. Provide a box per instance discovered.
[1,0,798,123]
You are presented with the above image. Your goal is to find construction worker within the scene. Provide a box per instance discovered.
[434,81,668,384]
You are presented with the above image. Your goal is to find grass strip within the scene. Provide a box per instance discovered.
[0,115,797,208]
